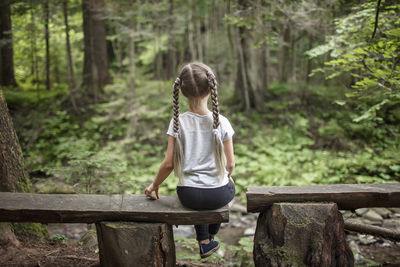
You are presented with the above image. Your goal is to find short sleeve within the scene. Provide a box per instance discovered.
[220,116,235,142]
[166,118,175,137]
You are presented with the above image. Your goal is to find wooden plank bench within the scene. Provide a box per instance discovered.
[246,183,400,267]
[0,192,229,267]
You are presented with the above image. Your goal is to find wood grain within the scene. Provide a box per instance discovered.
[247,183,400,212]
[0,193,228,225]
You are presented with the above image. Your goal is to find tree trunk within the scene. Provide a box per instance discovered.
[96,222,176,267]
[0,87,30,192]
[126,14,137,139]
[44,0,50,90]
[280,25,291,83]
[63,0,76,89]
[0,2,17,87]
[306,34,314,84]
[195,4,203,62]
[30,1,39,89]
[261,40,270,92]
[63,0,78,112]
[253,203,354,267]
[82,0,111,102]
[166,0,176,79]
[234,0,258,110]
[0,87,48,243]
[226,0,236,85]
[188,0,196,61]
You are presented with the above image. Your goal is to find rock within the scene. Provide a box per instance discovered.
[363,210,383,222]
[79,229,97,249]
[357,234,377,245]
[0,223,20,247]
[173,225,194,238]
[340,210,354,219]
[355,208,368,216]
[253,203,353,267]
[244,227,255,236]
[217,248,225,257]
[389,208,400,213]
[230,203,247,213]
[373,208,391,218]
[348,240,362,265]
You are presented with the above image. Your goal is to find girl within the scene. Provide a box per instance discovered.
[145,62,235,259]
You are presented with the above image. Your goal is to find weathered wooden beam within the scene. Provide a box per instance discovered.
[247,183,400,212]
[0,193,228,225]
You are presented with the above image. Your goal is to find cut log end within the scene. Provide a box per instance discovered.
[253,203,354,267]
[96,222,176,267]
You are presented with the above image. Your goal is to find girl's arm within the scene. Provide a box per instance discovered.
[144,136,175,199]
[224,139,235,181]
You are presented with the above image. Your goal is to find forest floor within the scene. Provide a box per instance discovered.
[1,197,399,266]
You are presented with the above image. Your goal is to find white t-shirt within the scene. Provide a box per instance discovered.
[167,111,235,188]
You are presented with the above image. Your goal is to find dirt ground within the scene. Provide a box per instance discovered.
[1,224,399,267]
[0,236,99,267]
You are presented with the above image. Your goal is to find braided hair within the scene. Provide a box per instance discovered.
[172,62,226,182]
[172,77,184,181]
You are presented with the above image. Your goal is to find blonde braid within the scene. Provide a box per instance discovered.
[173,78,180,134]
[206,71,226,180]
[172,77,184,183]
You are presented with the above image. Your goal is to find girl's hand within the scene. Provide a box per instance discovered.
[229,176,235,184]
[145,182,160,200]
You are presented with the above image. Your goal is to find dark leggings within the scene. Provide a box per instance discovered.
[177,179,235,241]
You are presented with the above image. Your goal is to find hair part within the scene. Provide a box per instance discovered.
[172,62,226,182]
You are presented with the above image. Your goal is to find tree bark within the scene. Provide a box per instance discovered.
[0,87,30,192]
[0,2,17,87]
[260,41,270,92]
[226,0,236,85]
[234,0,258,110]
[96,222,176,267]
[82,0,111,101]
[345,218,400,242]
[44,0,50,90]
[63,0,76,88]
[63,0,78,112]
[306,34,314,84]
[166,0,176,79]
[280,25,291,83]
[126,13,136,139]
[253,203,354,267]
[187,0,196,61]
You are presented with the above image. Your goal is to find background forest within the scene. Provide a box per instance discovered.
[0,0,399,197]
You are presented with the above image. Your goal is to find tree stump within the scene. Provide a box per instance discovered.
[96,222,175,267]
[253,203,354,267]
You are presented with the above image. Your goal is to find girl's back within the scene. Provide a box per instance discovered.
[167,111,234,188]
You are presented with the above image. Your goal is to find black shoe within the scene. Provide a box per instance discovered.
[199,240,220,258]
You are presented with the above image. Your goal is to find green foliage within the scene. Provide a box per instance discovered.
[176,236,253,266]
[12,223,49,241]
[6,77,399,198]
[227,237,254,266]
[307,1,400,120]
[51,234,68,244]
[12,1,84,88]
